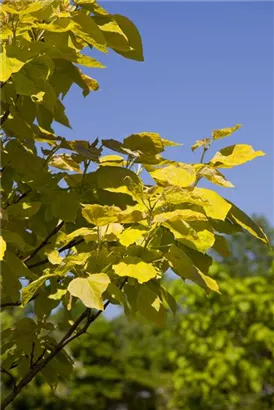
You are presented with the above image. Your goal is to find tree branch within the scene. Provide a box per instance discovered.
[23,221,65,264]
[4,189,31,209]
[1,368,17,390]
[1,278,127,409]
[0,301,21,309]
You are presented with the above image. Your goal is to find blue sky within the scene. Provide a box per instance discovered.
[55,1,273,223]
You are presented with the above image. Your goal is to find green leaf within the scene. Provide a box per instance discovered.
[50,191,80,222]
[4,250,37,280]
[94,166,142,197]
[0,46,25,82]
[22,274,58,307]
[210,144,265,168]
[113,257,158,284]
[0,236,7,261]
[150,164,196,188]
[227,201,269,244]
[0,261,21,305]
[93,15,131,51]
[212,124,242,140]
[212,234,231,257]
[67,273,110,310]
[6,202,41,220]
[111,14,144,61]
[166,245,219,293]
[137,285,166,327]
[72,12,107,52]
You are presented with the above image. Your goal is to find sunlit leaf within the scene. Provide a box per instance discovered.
[212,124,242,140]
[113,257,158,284]
[210,144,265,168]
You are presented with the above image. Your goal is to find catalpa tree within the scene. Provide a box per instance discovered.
[0,0,269,408]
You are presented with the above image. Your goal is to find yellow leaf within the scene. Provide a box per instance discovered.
[210,144,265,168]
[99,155,125,167]
[0,46,25,82]
[123,132,164,155]
[166,245,219,293]
[113,257,158,284]
[195,165,234,188]
[67,273,110,310]
[82,204,120,226]
[227,201,269,244]
[191,138,211,152]
[193,188,232,220]
[0,237,7,261]
[150,164,196,188]
[46,250,63,265]
[49,154,82,173]
[153,209,207,224]
[118,228,146,246]
[212,124,242,140]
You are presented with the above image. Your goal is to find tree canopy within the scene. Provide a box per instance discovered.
[0,0,270,408]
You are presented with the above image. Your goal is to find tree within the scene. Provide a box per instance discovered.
[0,0,270,408]
[2,218,273,410]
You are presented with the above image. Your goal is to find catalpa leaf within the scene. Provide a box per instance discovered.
[118,227,146,247]
[195,165,234,188]
[67,273,110,310]
[227,201,269,244]
[166,245,219,293]
[123,132,164,155]
[113,257,158,283]
[212,124,242,140]
[49,154,82,173]
[193,188,231,220]
[150,164,196,188]
[82,204,120,226]
[153,209,207,224]
[22,274,58,307]
[210,144,265,168]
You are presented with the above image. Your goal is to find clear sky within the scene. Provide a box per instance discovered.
[54,1,274,223]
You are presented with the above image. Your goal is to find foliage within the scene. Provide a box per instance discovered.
[0,0,270,408]
[1,218,273,410]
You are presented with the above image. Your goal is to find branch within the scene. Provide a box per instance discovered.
[1,368,16,390]
[23,221,65,264]
[4,189,31,209]
[0,301,21,309]
[1,278,127,409]
[26,238,84,269]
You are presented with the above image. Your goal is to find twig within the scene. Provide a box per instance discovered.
[23,221,65,264]
[30,343,35,368]
[26,238,84,269]
[1,368,16,390]
[4,189,31,209]
[0,301,21,309]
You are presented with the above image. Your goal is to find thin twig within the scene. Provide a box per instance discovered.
[23,221,65,264]
[1,368,16,390]
[0,301,21,309]
[30,343,35,368]
[0,109,10,127]
[4,189,31,209]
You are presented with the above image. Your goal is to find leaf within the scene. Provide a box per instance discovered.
[4,250,37,280]
[193,188,232,220]
[50,191,80,222]
[113,257,158,284]
[166,245,219,293]
[0,237,7,261]
[46,250,63,265]
[147,281,177,316]
[67,273,110,310]
[123,132,164,155]
[195,165,234,188]
[210,144,265,168]
[99,155,125,167]
[227,201,269,244]
[0,46,25,82]
[150,164,196,188]
[153,209,207,224]
[49,154,82,173]
[82,204,120,226]
[72,12,107,52]
[118,228,146,247]
[94,166,142,197]
[212,234,231,257]
[22,274,58,307]
[6,202,41,220]
[191,138,211,152]
[212,124,242,140]
[137,285,166,327]
[93,15,131,51]
[111,14,144,61]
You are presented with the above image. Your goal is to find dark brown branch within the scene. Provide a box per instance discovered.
[0,301,21,309]
[1,368,16,390]
[4,189,31,209]
[27,238,84,269]
[23,221,65,264]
